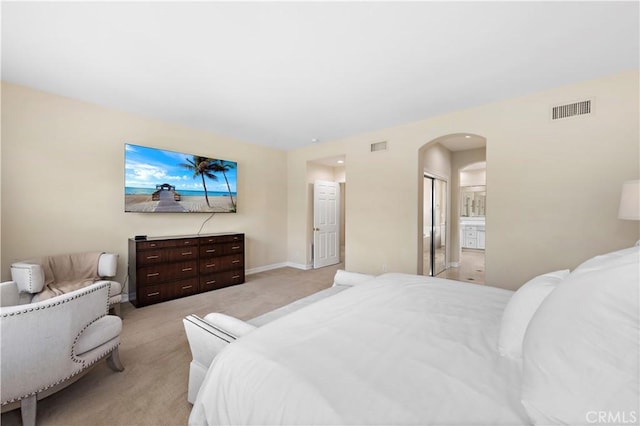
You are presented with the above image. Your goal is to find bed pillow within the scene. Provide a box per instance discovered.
[521,247,639,425]
[571,245,639,276]
[332,270,375,287]
[497,269,569,360]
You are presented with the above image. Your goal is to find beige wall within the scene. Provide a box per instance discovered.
[287,70,640,289]
[460,168,486,187]
[423,142,452,180]
[1,83,289,289]
[3,70,638,293]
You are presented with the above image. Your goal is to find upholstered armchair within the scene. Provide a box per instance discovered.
[10,251,123,316]
[0,280,124,426]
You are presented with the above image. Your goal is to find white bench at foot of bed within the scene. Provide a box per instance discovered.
[183,269,374,404]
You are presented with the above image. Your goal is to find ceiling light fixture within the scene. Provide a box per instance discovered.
[311,138,319,143]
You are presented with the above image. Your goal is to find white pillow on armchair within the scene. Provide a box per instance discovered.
[9,262,45,294]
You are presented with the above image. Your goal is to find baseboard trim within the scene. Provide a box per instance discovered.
[245,263,288,275]
[246,261,313,274]
[284,261,313,270]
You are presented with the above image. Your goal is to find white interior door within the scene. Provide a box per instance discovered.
[313,180,340,268]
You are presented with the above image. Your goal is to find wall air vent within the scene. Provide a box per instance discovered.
[371,141,388,152]
[551,99,592,120]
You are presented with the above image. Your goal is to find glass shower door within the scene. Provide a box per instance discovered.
[424,176,447,276]
[423,177,433,275]
[434,179,447,276]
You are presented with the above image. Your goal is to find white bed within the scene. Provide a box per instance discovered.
[189,246,639,426]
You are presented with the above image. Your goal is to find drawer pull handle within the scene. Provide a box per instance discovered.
[206,263,216,268]
[206,249,216,253]
[147,272,160,277]
[146,255,159,259]
[206,280,216,284]
[232,275,240,279]
[182,252,193,256]
[183,241,191,245]
[232,260,240,264]
[232,246,240,250]
[149,243,157,247]
[147,292,160,297]
[182,285,193,290]
[182,267,193,272]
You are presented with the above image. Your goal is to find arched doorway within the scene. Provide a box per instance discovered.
[418,133,486,282]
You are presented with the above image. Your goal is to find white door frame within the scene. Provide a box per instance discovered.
[313,180,341,268]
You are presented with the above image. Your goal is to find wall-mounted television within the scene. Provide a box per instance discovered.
[125,143,237,213]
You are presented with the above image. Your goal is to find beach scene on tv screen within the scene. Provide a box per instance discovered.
[125,143,237,213]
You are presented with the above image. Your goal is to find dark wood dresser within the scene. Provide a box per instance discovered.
[128,233,245,307]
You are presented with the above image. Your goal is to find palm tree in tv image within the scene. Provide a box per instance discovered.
[180,156,218,207]
[211,159,237,212]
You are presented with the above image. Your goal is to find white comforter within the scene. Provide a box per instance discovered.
[189,273,530,425]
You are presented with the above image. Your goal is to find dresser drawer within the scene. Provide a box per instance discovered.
[137,246,198,265]
[137,278,199,305]
[199,244,223,257]
[173,278,199,298]
[137,238,198,250]
[166,246,198,262]
[220,269,245,287]
[200,269,245,291]
[199,234,243,245]
[199,241,244,258]
[220,253,244,269]
[200,253,244,274]
[223,242,244,255]
[200,257,222,274]
[138,260,198,285]
[200,274,222,290]
[137,284,169,305]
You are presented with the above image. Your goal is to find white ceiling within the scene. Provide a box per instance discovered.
[2,1,638,151]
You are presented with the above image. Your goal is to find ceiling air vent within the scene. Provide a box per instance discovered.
[371,141,388,152]
[551,99,592,120]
